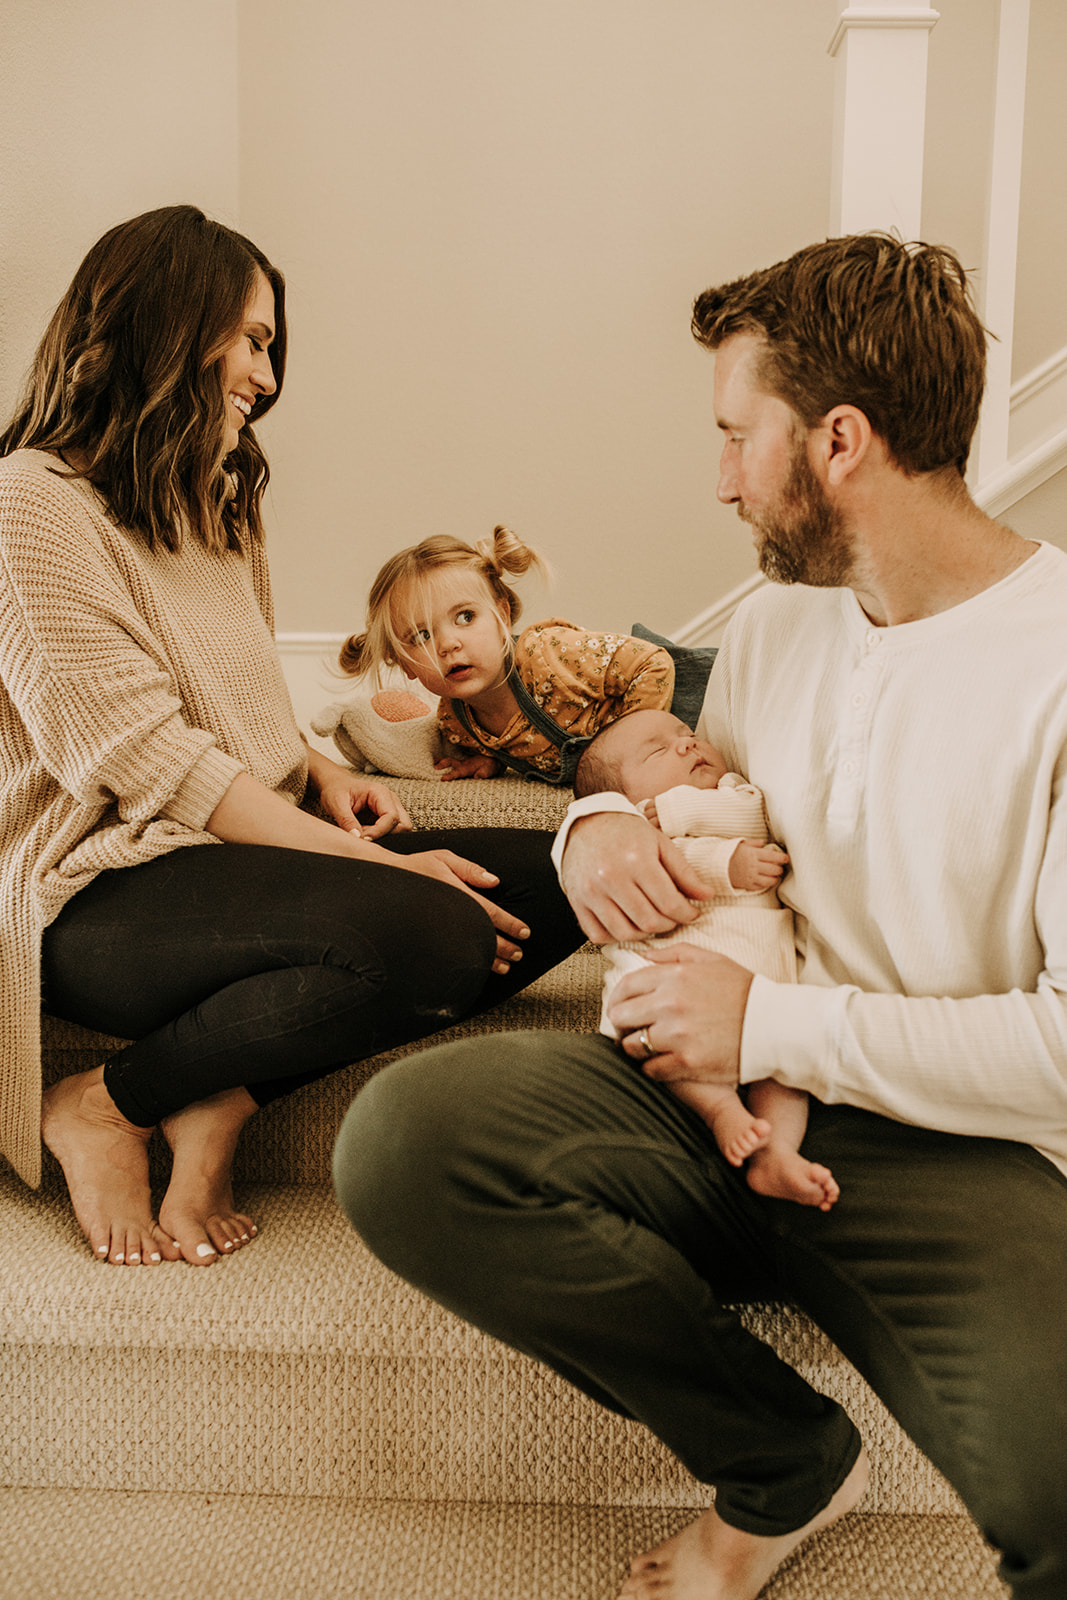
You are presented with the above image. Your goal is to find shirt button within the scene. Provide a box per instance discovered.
[866,630,881,647]
[852,692,866,707]
[842,760,856,776]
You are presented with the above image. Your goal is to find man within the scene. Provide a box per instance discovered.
[334,235,1067,1599]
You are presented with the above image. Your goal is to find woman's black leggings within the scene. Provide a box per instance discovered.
[40,830,584,1128]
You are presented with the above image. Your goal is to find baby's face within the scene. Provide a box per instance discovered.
[607,710,729,803]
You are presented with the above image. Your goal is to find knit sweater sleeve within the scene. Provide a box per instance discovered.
[0,463,243,830]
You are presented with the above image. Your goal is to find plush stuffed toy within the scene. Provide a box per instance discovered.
[311,688,445,780]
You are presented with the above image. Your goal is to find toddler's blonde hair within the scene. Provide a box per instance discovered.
[339,526,548,685]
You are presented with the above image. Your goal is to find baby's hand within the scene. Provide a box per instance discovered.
[638,797,663,829]
[729,841,788,892]
[435,754,501,781]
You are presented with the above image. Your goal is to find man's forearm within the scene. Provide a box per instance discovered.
[743,976,1067,1170]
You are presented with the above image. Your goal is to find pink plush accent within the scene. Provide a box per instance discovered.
[370,689,432,723]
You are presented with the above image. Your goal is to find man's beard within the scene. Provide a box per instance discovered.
[739,442,854,588]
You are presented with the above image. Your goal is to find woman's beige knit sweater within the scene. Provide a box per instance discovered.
[0,450,308,1186]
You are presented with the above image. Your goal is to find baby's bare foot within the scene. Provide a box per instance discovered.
[619,1449,868,1599]
[159,1087,259,1265]
[719,1117,772,1168]
[41,1067,180,1265]
[746,1144,840,1210]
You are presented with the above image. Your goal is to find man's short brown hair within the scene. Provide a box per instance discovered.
[692,234,987,477]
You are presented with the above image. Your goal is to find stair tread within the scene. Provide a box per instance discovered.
[3,1168,845,1361]
[0,1165,964,1514]
[0,1488,1009,1600]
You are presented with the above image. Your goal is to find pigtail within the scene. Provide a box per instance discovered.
[472,525,550,626]
[338,630,374,678]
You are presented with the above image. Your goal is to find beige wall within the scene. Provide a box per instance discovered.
[239,0,837,641]
[1,0,1064,671]
[0,1,240,418]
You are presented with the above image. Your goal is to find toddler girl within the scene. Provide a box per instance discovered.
[337,527,675,786]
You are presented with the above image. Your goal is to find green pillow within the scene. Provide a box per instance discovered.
[631,622,717,730]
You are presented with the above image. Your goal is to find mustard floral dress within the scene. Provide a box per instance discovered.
[436,617,674,781]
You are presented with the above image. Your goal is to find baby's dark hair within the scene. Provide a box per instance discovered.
[338,525,548,684]
[573,719,629,799]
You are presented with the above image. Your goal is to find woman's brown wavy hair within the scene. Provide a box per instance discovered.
[0,204,287,554]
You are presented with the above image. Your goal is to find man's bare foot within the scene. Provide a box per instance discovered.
[619,1448,869,1599]
[159,1087,259,1265]
[746,1144,840,1211]
[41,1067,181,1265]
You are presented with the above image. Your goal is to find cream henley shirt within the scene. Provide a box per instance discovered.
[554,546,1067,1179]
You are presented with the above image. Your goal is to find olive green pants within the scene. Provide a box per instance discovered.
[334,1030,1067,1596]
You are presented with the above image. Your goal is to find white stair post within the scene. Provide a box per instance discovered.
[972,0,1032,490]
[827,3,941,239]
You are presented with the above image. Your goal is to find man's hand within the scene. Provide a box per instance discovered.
[729,841,788,892]
[607,944,754,1087]
[560,812,712,944]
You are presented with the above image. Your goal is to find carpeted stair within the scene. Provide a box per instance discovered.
[0,777,1009,1599]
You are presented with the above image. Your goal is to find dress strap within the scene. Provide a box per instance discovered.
[449,667,595,787]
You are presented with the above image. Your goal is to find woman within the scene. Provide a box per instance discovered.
[0,205,580,1269]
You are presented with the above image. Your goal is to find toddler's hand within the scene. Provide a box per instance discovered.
[435,754,502,781]
[729,841,788,892]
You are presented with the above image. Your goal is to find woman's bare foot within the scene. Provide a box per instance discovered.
[158,1087,259,1265]
[746,1144,840,1210]
[619,1449,869,1599]
[41,1067,181,1265]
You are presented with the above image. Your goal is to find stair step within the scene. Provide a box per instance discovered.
[0,1488,1007,1600]
[1,1170,961,1515]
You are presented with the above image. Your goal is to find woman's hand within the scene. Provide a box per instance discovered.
[607,944,754,1087]
[560,812,711,944]
[383,847,529,973]
[304,739,413,836]
[208,773,526,973]
[317,773,414,837]
[435,754,501,781]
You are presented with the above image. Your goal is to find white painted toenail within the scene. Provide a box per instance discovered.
[128,1253,140,1263]
[196,1243,216,1257]
[114,1254,124,1263]
[241,1233,250,1241]
[222,1240,233,1250]
[150,1253,161,1262]
[96,1246,108,1255]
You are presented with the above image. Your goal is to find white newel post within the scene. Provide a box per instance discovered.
[827,3,941,239]
[972,0,1031,490]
